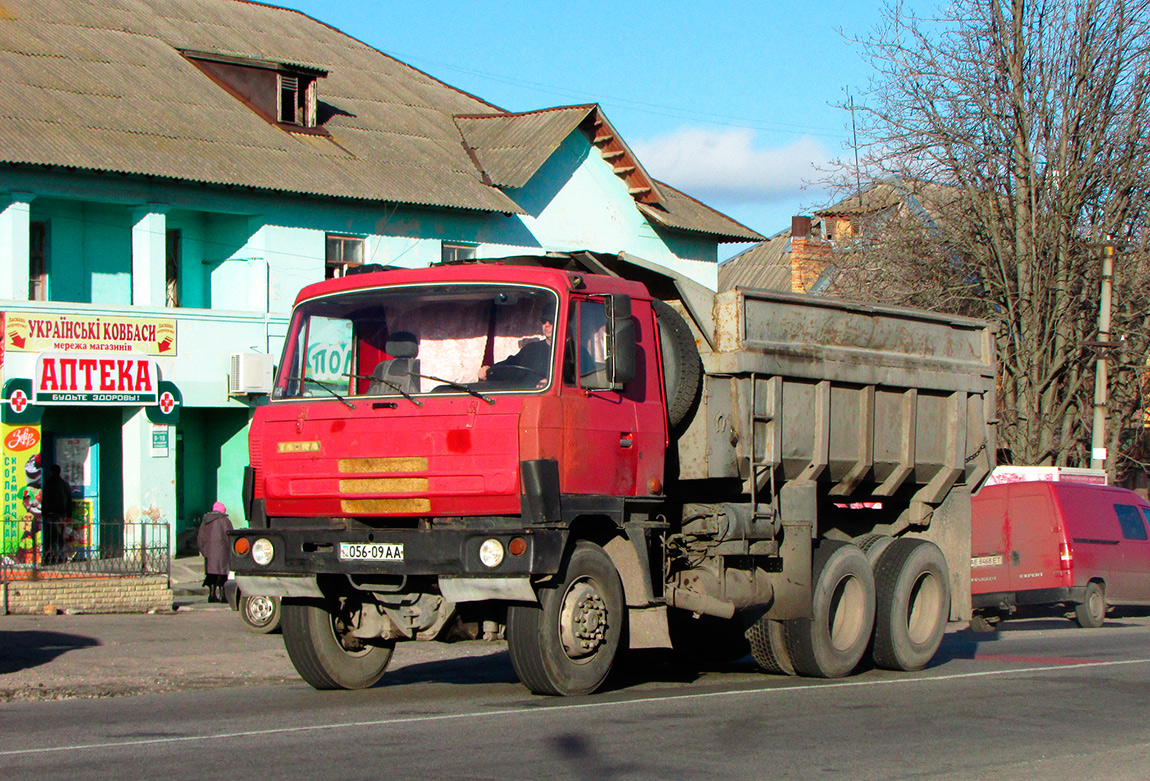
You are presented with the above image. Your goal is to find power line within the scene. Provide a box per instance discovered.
[386,49,850,140]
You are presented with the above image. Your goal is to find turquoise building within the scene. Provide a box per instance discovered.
[0,0,760,552]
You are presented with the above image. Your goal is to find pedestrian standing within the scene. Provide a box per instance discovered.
[197,501,233,603]
[40,464,73,565]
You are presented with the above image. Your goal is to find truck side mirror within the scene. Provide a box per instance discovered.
[606,294,636,385]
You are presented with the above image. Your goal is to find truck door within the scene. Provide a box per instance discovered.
[559,297,660,497]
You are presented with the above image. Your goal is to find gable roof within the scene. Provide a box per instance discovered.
[718,231,791,290]
[0,0,759,242]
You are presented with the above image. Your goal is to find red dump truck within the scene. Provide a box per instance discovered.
[229,252,996,695]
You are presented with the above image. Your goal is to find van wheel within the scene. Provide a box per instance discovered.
[784,540,875,678]
[872,539,950,671]
[507,540,625,695]
[240,594,282,634]
[1074,581,1106,628]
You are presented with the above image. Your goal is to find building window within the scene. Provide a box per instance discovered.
[441,243,476,264]
[29,221,46,300]
[166,229,181,307]
[326,234,364,279]
[279,73,317,127]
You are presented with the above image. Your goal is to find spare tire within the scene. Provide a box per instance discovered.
[653,299,702,431]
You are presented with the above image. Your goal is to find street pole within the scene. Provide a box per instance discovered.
[1091,244,1114,471]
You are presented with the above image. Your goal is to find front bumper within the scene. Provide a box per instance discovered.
[229,525,568,579]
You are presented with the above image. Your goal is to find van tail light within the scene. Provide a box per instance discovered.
[1059,541,1073,571]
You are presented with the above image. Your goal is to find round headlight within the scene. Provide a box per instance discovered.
[478,538,505,568]
[251,538,274,566]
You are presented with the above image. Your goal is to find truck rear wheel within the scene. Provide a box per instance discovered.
[747,617,795,675]
[652,299,702,431]
[281,600,395,690]
[1074,581,1106,628]
[872,538,950,671]
[784,540,875,678]
[507,540,625,696]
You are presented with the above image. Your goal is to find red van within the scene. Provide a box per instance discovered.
[971,481,1150,628]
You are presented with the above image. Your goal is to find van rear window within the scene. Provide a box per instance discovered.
[1115,504,1148,540]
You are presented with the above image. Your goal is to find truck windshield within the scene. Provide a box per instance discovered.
[274,284,559,400]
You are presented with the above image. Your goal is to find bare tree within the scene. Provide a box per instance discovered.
[830,0,1150,476]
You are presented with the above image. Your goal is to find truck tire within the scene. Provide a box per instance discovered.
[872,538,950,671]
[507,540,625,696]
[240,594,281,634]
[1074,581,1106,628]
[747,617,795,675]
[854,533,894,565]
[281,600,395,690]
[784,540,875,678]
[653,299,702,431]
[668,611,751,668]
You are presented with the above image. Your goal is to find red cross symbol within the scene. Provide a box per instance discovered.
[159,391,176,414]
[9,389,28,414]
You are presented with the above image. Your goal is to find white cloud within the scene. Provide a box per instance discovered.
[632,128,829,204]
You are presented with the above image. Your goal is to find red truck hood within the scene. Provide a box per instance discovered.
[253,395,523,519]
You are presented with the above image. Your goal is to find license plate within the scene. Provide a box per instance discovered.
[339,542,404,561]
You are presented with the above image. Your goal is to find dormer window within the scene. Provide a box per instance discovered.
[183,50,327,132]
[278,73,317,127]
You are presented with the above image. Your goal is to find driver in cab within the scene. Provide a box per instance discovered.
[478,315,553,387]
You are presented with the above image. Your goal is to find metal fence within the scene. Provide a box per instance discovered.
[0,517,170,582]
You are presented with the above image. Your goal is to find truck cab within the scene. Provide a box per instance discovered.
[250,262,665,524]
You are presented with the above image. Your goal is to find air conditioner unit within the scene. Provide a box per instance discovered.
[229,353,274,394]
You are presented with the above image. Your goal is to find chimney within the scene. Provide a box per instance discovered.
[790,215,830,293]
[791,215,812,238]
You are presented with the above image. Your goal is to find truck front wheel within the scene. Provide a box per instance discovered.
[281,600,395,690]
[784,540,875,678]
[507,540,625,696]
[872,538,950,671]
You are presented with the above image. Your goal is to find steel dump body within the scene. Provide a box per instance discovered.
[230,253,996,692]
[673,287,996,619]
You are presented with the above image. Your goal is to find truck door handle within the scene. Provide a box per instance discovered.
[1011,551,1020,565]
[620,432,634,448]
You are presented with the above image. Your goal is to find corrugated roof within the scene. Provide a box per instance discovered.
[456,106,595,188]
[0,0,761,239]
[0,0,518,213]
[717,231,791,290]
[639,183,765,243]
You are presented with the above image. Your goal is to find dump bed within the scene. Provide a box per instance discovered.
[675,287,997,619]
[682,287,996,495]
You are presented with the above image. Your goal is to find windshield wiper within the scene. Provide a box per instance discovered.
[368,375,423,407]
[407,371,495,405]
[348,369,494,405]
[290,376,356,410]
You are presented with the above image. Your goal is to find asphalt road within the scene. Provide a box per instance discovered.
[4,610,1150,779]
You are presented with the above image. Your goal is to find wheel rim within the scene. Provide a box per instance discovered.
[247,596,275,624]
[906,571,943,645]
[828,574,867,651]
[331,610,371,656]
[1089,587,1104,620]
[558,577,609,661]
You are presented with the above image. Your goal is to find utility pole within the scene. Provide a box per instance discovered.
[1091,243,1114,470]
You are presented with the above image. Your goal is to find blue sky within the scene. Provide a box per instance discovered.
[274,0,916,258]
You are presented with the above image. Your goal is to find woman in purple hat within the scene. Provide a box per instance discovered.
[197,502,233,603]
